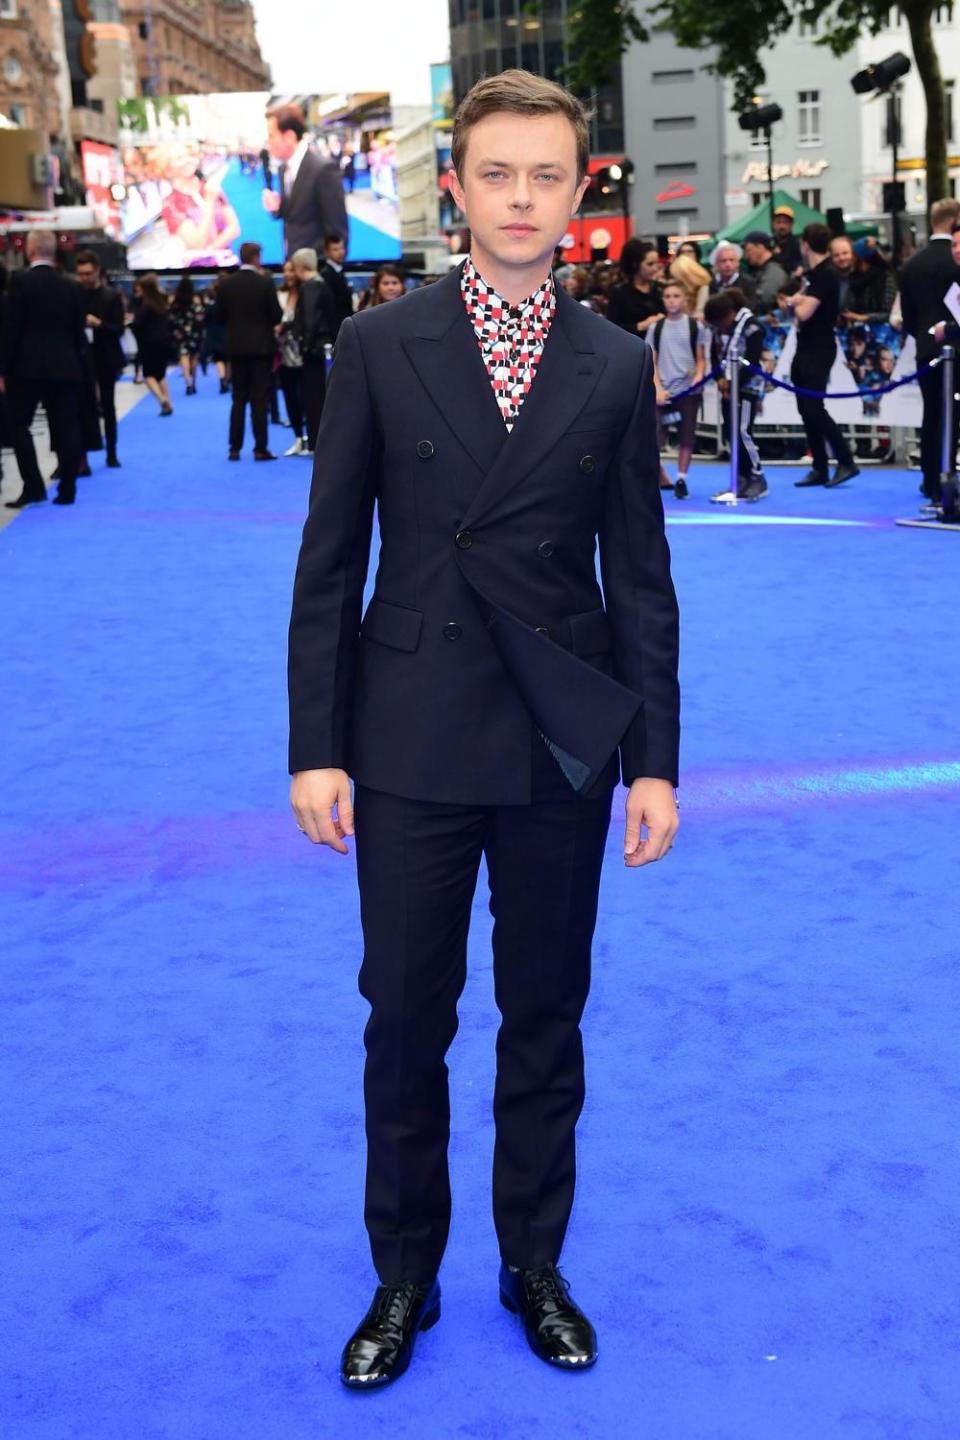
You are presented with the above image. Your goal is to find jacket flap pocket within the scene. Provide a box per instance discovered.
[569,608,612,657]
[361,598,423,653]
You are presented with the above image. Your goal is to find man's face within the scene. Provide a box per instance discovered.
[744,241,768,267]
[716,249,738,282]
[773,214,793,239]
[448,111,590,274]
[325,238,346,265]
[662,284,686,316]
[75,262,98,290]
[830,238,854,274]
[951,231,960,266]
[267,117,298,162]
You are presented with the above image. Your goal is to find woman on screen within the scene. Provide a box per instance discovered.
[157,142,241,268]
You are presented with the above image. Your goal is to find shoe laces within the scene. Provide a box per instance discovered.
[524,1265,570,1309]
[371,1282,422,1330]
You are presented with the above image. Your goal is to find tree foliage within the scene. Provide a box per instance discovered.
[563,0,948,202]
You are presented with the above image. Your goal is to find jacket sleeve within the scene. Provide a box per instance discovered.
[0,273,23,378]
[287,317,379,773]
[898,268,916,338]
[598,343,680,787]
[313,162,348,248]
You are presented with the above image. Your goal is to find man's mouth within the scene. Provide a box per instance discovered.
[502,224,537,234]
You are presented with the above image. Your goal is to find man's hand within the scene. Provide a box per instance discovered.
[85,313,102,328]
[262,188,281,214]
[623,778,679,868]
[290,768,354,853]
[933,321,947,343]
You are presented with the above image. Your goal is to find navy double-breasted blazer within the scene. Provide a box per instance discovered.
[288,262,680,805]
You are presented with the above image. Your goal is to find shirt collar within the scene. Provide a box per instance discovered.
[286,136,310,183]
[460,253,556,338]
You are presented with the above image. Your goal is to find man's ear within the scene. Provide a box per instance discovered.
[448,168,466,214]
[572,174,592,215]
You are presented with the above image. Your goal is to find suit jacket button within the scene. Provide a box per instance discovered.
[416,439,435,459]
[537,540,555,558]
[455,529,473,549]
[535,625,550,637]
[443,622,462,641]
[579,454,596,474]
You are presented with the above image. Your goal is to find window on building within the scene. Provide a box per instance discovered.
[934,1,953,21]
[797,89,821,145]
[0,0,19,16]
[10,101,25,124]
[797,14,818,35]
[799,187,822,208]
[655,206,699,220]
[654,161,698,174]
[653,115,696,130]
[947,80,955,143]
[652,69,695,83]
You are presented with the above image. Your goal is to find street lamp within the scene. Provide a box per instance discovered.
[595,158,635,231]
[851,51,912,261]
[738,101,783,225]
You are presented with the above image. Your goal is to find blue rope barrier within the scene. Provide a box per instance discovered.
[740,359,936,401]
[658,361,724,405]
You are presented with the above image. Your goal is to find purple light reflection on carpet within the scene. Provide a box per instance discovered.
[1,759,956,890]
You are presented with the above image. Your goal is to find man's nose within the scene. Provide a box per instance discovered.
[509,181,533,209]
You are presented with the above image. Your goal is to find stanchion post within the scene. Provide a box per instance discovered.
[940,345,959,521]
[728,346,741,501]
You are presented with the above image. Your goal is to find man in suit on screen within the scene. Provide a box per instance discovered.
[288,70,680,1389]
[898,197,960,504]
[263,103,348,260]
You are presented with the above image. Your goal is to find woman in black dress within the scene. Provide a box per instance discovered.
[606,238,665,339]
[170,275,205,396]
[130,273,176,416]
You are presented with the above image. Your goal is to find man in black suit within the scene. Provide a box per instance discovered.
[209,241,282,461]
[262,103,348,259]
[288,71,680,1389]
[291,247,337,454]
[319,234,353,338]
[75,251,126,469]
[898,197,960,502]
[0,229,87,507]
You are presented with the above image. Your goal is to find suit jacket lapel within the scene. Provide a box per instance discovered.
[401,266,507,476]
[459,288,607,529]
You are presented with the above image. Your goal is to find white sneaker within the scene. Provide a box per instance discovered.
[284,437,305,456]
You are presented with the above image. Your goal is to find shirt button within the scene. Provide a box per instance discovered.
[416,440,435,459]
[455,529,473,550]
[442,622,462,641]
[579,454,596,474]
[537,541,555,558]
[534,625,550,638]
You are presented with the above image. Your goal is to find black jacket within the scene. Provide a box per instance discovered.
[319,260,353,336]
[288,263,681,803]
[277,147,348,256]
[0,264,86,383]
[131,302,175,356]
[898,236,960,364]
[84,282,127,373]
[209,267,282,358]
[293,275,337,359]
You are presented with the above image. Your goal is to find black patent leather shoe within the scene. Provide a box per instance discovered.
[499,1263,597,1369]
[339,1279,441,1389]
[794,469,828,487]
[4,490,47,509]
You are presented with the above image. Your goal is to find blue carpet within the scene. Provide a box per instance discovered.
[2,374,958,1439]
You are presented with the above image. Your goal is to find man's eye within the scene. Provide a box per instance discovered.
[536,173,560,182]
[483,170,505,180]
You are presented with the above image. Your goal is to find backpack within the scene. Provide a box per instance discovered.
[653,315,699,356]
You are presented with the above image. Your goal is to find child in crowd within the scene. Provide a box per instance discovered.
[650,279,705,499]
[703,287,769,502]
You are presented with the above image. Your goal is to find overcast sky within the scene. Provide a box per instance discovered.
[252,0,451,106]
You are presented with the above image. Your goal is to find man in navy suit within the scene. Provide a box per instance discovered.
[288,70,680,1388]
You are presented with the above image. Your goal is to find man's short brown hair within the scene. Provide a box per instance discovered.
[451,69,592,182]
[239,241,262,265]
[930,197,960,230]
[267,103,306,141]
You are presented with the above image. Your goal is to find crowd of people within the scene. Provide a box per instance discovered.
[1,197,958,509]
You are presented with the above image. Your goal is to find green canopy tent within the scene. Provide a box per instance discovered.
[709,189,879,248]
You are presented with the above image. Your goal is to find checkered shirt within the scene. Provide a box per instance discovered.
[460,254,556,430]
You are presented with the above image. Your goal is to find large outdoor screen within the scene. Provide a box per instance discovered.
[116,91,399,269]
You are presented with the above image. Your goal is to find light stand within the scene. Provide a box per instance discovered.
[738,101,783,228]
[851,52,911,263]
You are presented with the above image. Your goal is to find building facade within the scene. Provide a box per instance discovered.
[621,34,726,238]
[722,11,960,230]
[120,0,270,97]
[448,0,625,156]
[0,0,69,142]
